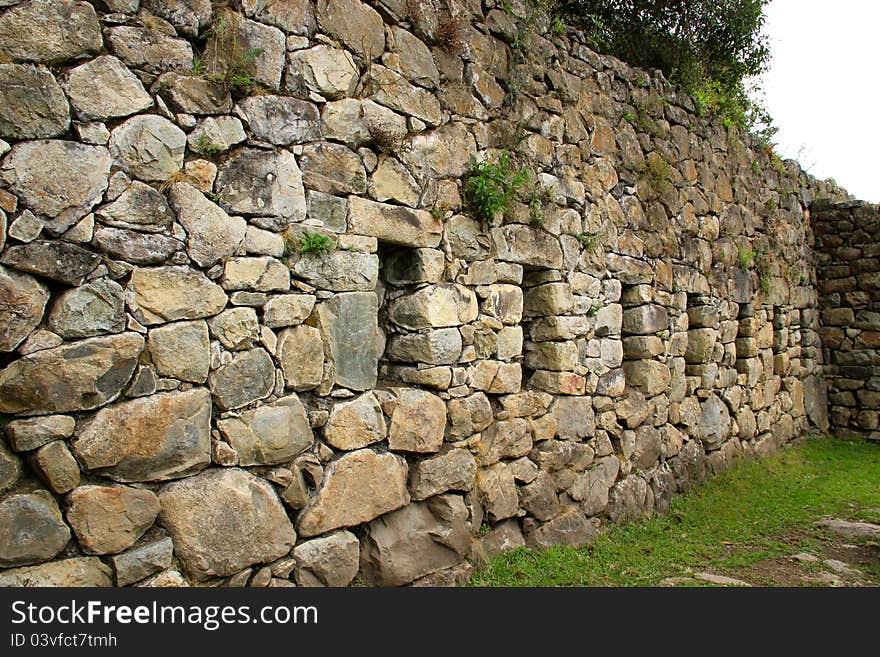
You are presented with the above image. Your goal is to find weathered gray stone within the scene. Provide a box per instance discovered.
[204,15,286,90]
[0,265,49,351]
[159,467,297,581]
[1,241,99,286]
[448,392,493,439]
[96,181,175,233]
[622,304,669,335]
[477,462,518,522]
[111,537,174,586]
[386,328,462,365]
[277,325,324,391]
[7,210,43,242]
[298,449,409,537]
[0,490,70,567]
[475,418,533,467]
[168,182,246,268]
[0,333,143,415]
[107,26,194,75]
[208,308,259,351]
[142,0,212,38]
[632,425,662,469]
[697,394,731,448]
[370,156,421,207]
[293,530,360,587]
[387,284,478,330]
[316,0,385,59]
[221,257,290,292]
[263,294,315,328]
[244,226,285,257]
[409,448,477,501]
[321,98,407,149]
[17,329,62,355]
[153,73,231,115]
[0,64,69,138]
[287,44,357,100]
[147,320,210,383]
[470,360,522,394]
[292,250,378,292]
[493,225,563,268]
[217,394,313,466]
[66,485,160,555]
[365,65,441,126]
[67,55,152,120]
[473,520,526,563]
[312,292,379,391]
[388,26,440,88]
[815,519,880,539]
[519,471,560,521]
[623,359,671,396]
[242,0,314,35]
[323,392,386,450]
[360,495,470,586]
[72,388,211,482]
[526,508,599,550]
[804,375,829,431]
[388,388,446,453]
[1,140,110,222]
[208,348,276,410]
[188,116,246,155]
[0,557,112,587]
[44,279,123,341]
[109,115,186,182]
[235,96,320,146]
[348,196,442,248]
[607,475,653,523]
[30,440,80,494]
[0,441,20,494]
[126,267,228,325]
[0,0,102,64]
[216,148,306,224]
[568,456,620,516]
[93,226,182,265]
[553,397,596,441]
[4,415,75,452]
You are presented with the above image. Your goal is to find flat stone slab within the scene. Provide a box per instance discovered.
[814,518,880,538]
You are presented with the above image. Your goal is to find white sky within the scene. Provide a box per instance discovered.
[760,0,880,202]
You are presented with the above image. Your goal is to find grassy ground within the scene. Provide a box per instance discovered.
[470,435,880,587]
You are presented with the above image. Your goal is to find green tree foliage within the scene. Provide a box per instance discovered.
[560,1,774,142]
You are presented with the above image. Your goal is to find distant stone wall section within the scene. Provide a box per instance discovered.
[814,200,880,441]
[0,0,858,588]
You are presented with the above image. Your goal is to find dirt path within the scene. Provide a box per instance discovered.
[660,517,880,587]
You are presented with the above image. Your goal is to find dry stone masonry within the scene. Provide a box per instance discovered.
[814,201,880,441]
[0,0,868,588]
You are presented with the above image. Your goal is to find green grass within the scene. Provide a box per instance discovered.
[471,436,880,587]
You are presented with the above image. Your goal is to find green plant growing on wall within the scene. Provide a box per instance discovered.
[191,58,207,76]
[622,110,636,123]
[367,122,405,155]
[737,246,757,270]
[195,132,221,157]
[465,150,531,225]
[764,197,777,212]
[587,302,604,315]
[204,9,262,94]
[576,232,601,251]
[527,183,554,227]
[298,231,335,255]
[638,155,672,195]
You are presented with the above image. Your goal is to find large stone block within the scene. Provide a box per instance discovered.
[387,284,478,330]
[0,558,112,587]
[293,530,360,587]
[388,388,446,453]
[622,304,668,335]
[65,485,160,555]
[298,449,409,537]
[216,148,306,225]
[127,267,228,326]
[323,393,386,450]
[360,496,470,586]
[0,265,50,352]
[277,325,324,391]
[623,359,671,396]
[0,63,70,139]
[147,320,210,383]
[71,388,212,482]
[348,196,442,248]
[312,292,379,391]
[492,225,563,268]
[0,0,102,64]
[208,348,276,410]
[0,490,70,567]
[159,468,296,581]
[217,394,313,466]
[0,333,143,415]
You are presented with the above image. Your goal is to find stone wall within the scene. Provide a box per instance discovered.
[0,0,857,588]
[814,200,880,442]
